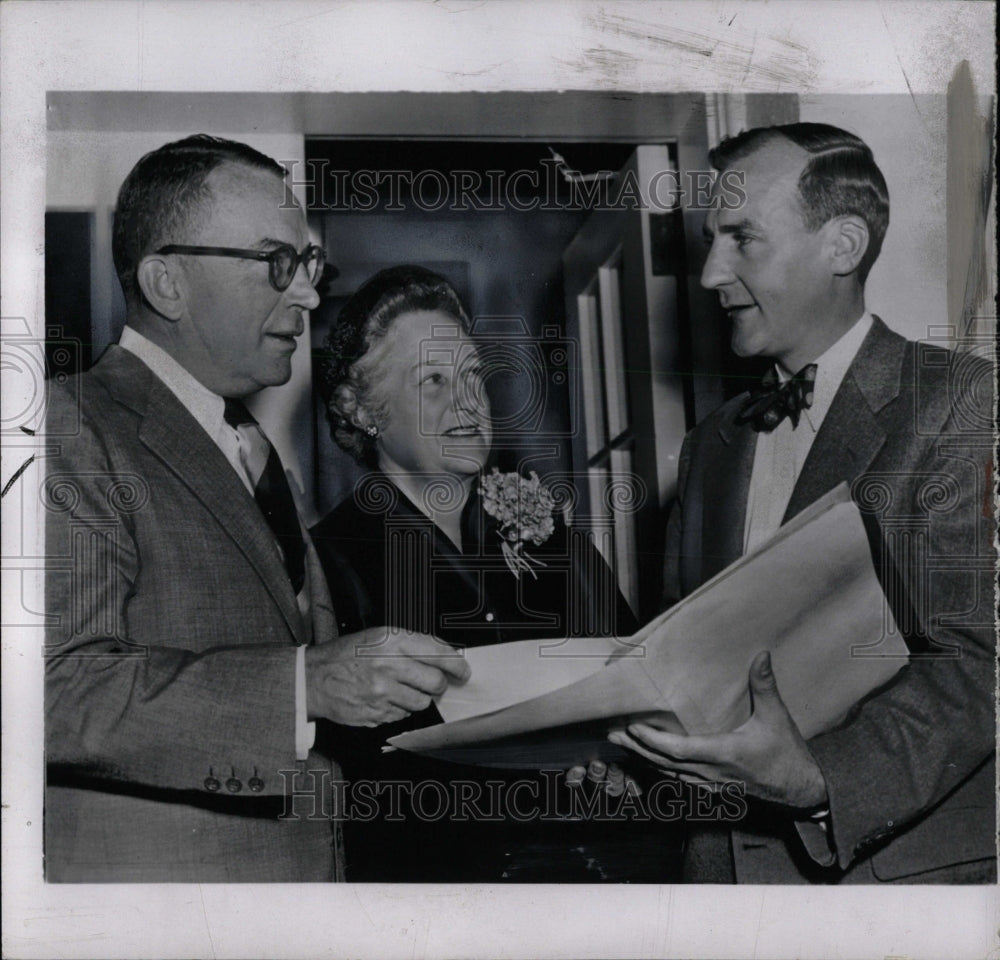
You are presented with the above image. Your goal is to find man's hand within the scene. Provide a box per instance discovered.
[608,651,829,810]
[565,760,641,798]
[305,627,470,727]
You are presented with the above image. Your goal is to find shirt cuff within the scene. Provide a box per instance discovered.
[794,808,836,867]
[295,645,316,760]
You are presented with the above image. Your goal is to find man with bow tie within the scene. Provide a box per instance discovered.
[611,123,995,884]
[43,135,468,882]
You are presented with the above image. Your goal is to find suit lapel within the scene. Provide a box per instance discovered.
[700,409,757,581]
[96,348,306,642]
[784,316,903,522]
[784,374,886,520]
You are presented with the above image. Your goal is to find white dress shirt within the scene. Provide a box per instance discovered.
[743,313,873,553]
[119,327,315,758]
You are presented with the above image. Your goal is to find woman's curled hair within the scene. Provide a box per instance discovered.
[316,265,471,466]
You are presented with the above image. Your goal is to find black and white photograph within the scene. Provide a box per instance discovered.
[2,2,996,958]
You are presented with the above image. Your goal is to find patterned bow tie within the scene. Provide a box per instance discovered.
[735,363,817,432]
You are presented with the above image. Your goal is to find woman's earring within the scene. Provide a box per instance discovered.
[364,424,379,439]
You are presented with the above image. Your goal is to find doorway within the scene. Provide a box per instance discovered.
[306,138,688,619]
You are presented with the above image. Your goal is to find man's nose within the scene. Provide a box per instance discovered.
[286,261,321,310]
[700,239,732,291]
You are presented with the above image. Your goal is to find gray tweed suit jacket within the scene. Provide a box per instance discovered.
[44,346,344,882]
[663,317,995,884]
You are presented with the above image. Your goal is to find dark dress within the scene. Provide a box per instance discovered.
[311,472,682,882]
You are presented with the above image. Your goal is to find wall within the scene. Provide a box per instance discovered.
[799,94,950,342]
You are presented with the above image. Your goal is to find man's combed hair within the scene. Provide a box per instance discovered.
[710,122,890,282]
[317,265,471,466]
[112,134,286,306]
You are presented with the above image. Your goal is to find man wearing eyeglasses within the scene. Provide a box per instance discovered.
[43,135,468,882]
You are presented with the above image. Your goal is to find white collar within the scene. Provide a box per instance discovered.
[776,312,873,432]
[118,326,226,433]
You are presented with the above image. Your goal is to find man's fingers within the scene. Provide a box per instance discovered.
[586,759,607,784]
[565,760,635,796]
[674,772,721,789]
[748,650,782,705]
[417,649,470,683]
[564,759,646,798]
[624,723,714,761]
[659,761,723,782]
[750,650,778,699]
[365,704,410,726]
[386,656,454,698]
[604,763,626,796]
[608,729,671,769]
[611,727,719,770]
[338,700,410,728]
[565,765,586,787]
[395,632,471,683]
[350,628,468,680]
[610,731,727,782]
[354,634,469,693]
[637,712,687,734]
[384,680,434,714]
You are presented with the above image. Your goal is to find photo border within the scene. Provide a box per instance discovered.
[2,2,996,958]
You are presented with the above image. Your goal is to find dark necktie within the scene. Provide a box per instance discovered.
[223,398,305,594]
[735,363,817,432]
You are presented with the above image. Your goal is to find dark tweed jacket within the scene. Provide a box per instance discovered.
[664,317,995,884]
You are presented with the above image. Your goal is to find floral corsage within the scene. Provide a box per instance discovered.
[479,468,556,580]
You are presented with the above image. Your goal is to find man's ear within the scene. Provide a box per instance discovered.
[136,255,185,321]
[827,215,870,277]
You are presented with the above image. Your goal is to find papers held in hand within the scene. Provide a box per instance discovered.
[387,483,908,768]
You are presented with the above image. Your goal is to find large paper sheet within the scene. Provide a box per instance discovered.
[436,634,624,722]
[389,484,908,766]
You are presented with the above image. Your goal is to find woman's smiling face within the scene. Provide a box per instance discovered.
[363,309,492,480]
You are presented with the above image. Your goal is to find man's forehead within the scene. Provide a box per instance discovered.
[711,139,809,224]
[198,162,304,238]
[729,134,807,176]
[206,161,288,199]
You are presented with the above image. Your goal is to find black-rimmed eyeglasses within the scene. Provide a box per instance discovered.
[156,243,326,292]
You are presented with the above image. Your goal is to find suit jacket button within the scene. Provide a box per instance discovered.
[248,777,264,793]
[226,777,243,793]
[204,777,221,792]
